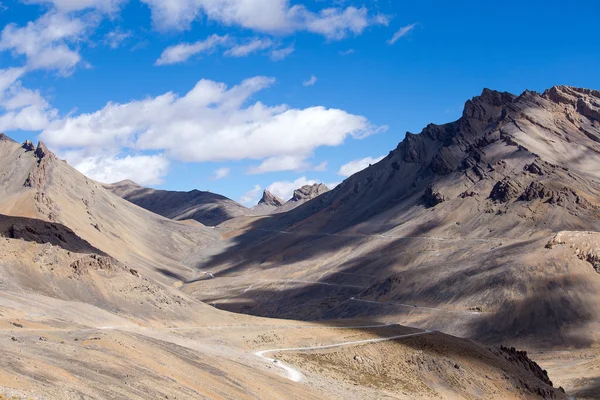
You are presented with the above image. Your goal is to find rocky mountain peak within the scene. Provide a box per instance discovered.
[292,183,329,202]
[258,190,284,207]
[35,141,52,160]
[112,179,142,188]
[23,140,35,151]
[0,133,15,142]
[461,88,516,121]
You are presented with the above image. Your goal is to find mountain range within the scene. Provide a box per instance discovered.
[2,84,600,399]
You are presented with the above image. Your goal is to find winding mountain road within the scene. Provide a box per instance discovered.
[254,328,433,382]
[349,297,489,315]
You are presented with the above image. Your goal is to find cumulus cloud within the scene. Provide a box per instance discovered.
[303,75,317,87]
[239,184,262,205]
[0,68,57,132]
[338,155,384,177]
[212,167,230,180]
[248,155,327,174]
[388,23,416,45]
[0,67,25,93]
[41,76,384,171]
[156,34,229,65]
[0,11,95,73]
[141,0,387,40]
[63,150,170,185]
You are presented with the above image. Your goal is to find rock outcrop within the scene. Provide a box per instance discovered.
[291,184,329,202]
[422,185,445,207]
[489,179,522,203]
[258,190,284,207]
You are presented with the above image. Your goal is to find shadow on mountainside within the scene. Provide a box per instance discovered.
[570,377,600,399]
[188,210,597,349]
[0,214,107,256]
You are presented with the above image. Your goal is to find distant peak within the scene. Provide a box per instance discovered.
[35,141,51,160]
[113,179,141,187]
[0,133,16,143]
[259,190,284,207]
[291,183,329,202]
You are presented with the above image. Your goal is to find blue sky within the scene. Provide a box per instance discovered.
[1,0,599,204]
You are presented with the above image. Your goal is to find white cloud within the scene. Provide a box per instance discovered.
[63,150,170,185]
[0,11,94,73]
[212,167,230,180]
[301,6,375,40]
[303,75,317,87]
[267,176,316,200]
[339,48,354,55]
[388,23,416,45]
[248,155,304,174]
[224,37,273,57]
[338,155,384,177]
[0,69,57,132]
[270,45,294,61]
[156,34,229,65]
[314,161,327,171]
[0,67,25,93]
[248,155,327,174]
[140,0,386,40]
[41,76,384,172]
[22,0,125,13]
[104,28,132,49]
[239,184,262,205]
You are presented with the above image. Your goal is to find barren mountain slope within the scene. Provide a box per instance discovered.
[0,134,566,399]
[184,86,600,347]
[0,139,218,285]
[106,179,251,226]
[0,217,564,399]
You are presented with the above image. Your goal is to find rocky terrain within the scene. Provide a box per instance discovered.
[107,181,332,225]
[251,184,331,216]
[181,86,600,395]
[0,133,566,399]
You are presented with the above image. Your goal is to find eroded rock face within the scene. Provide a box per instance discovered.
[490,179,522,202]
[519,182,553,201]
[70,255,114,275]
[495,346,559,395]
[35,141,52,160]
[23,141,56,189]
[292,184,329,202]
[422,185,445,207]
[258,190,284,207]
[22,140,35,152]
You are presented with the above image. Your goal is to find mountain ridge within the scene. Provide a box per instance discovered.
[184,85,600,349]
